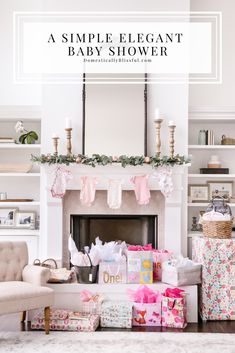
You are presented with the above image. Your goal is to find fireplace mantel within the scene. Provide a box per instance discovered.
[39,164,187,263]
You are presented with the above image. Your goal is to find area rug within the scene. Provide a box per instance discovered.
[0,332,235,353]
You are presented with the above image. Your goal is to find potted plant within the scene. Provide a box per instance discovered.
[15,121,39,144]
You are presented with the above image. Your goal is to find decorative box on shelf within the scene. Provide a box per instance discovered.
[100,300,133,328]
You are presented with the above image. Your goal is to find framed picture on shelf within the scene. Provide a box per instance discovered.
[188,184,209,203]
[207,181,233,201]
[0,208,18,228]
[15,212,36,229]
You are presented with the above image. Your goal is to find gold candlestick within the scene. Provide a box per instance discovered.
[52,137,59,156]
[65,128,72,155]
[169,124,176,158]
[154,118,163,158]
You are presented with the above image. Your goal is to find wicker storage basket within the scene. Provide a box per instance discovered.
[202,219,233,239]
[221,135,235,145]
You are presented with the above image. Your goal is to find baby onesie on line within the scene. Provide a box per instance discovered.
[107,179,123,209]
[80,176,98,207]
[130,175,151,205]
[51,167,72,198]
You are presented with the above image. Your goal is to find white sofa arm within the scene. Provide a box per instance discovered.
[22,265,51,286]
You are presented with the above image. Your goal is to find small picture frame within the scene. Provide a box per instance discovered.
[188,184,209,203]
[207,181,233,201]
[15,212,36,229]
[0,208,18,228]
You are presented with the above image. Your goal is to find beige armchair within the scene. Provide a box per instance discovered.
[0,241,54,334]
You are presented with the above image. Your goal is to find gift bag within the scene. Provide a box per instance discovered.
[133,303,161,326]
[152,250,172,281]
[161,289,187,328]
[127,250,153,284]
[98,256,127,284]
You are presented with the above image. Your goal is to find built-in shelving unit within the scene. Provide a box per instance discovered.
[0,106,41,259]
[187,108,235,255]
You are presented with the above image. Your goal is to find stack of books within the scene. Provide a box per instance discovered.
[206,130,215,145]
[0,137,16,143]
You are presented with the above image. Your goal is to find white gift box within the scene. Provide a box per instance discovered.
[162,262,202,286]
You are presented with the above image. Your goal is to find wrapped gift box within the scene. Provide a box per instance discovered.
[192,236,235,320]
[31,309,99,331]
[161,261,202,286]
[100,301,132,328]
[132,303,161,326]
[127,250,153,284]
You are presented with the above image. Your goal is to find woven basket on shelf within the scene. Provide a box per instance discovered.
[202,219,233,239]
[221,135,235,145]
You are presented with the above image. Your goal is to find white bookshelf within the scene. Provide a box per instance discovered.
[0,106,41,260]
[187,108,235,257]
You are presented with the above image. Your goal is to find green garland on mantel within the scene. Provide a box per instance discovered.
[31,153,191,168]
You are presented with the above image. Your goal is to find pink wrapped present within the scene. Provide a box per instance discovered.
[127,285,162,326]
[161,288,187,328]
[152,249,172,281]
[133,303,161,326]
[192,236,235,320]
[31,309,99,332]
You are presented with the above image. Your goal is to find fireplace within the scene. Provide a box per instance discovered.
[71,214,158,250]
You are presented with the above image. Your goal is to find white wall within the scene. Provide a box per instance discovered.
[0,0,42,105]
[189,0,235,108]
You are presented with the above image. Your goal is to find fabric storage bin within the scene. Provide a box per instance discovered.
[161,262,202,286]
[98,257,127,284]
[161,296,187,328]
[100,301,132,328]
[192,236,235,320]
[132,302,161,326]
[127,250,153,284]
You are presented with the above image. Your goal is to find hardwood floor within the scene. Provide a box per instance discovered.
[0,313,235,333]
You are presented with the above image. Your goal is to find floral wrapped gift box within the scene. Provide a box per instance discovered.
[100,301,133,328]
[31,309,99,331]
[192,236,235,320]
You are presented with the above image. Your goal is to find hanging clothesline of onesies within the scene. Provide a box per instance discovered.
[50,166,173,208]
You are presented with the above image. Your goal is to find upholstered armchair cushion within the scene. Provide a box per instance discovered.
[0,241,28,282]
[22,265,51,286]
[0,282,54,315]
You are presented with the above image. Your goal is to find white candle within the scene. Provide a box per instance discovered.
[65,118,72,129]
[155,108,160,119]
[52,133,59,138]
[168,120,175,127]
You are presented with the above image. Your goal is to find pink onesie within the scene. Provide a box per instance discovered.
[80,176,98,207]
[51,167,72,198]
[131,175,151,205]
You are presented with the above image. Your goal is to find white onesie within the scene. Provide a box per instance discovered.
[107,179,123,209]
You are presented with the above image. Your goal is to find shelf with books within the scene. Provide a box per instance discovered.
[0,108,41,252]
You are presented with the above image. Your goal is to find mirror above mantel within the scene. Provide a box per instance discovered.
[82,74,147,156]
